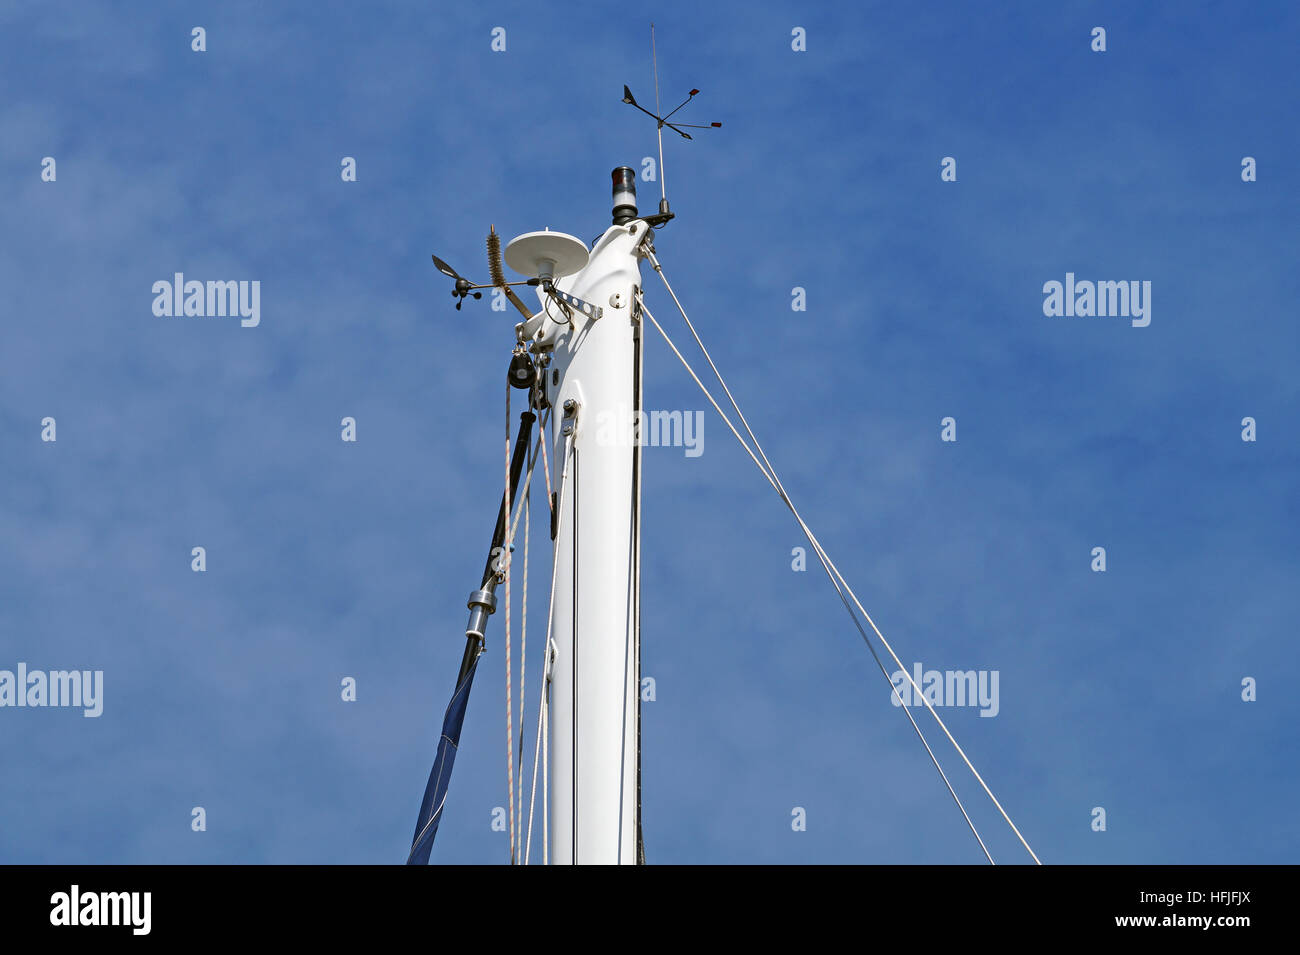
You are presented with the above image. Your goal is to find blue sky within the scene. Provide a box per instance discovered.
[1,0,1296,864]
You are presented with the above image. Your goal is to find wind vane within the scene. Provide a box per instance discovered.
[621,22,721,227]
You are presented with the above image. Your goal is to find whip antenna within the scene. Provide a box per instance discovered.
[652,23,666,211]
[621,23,721,227]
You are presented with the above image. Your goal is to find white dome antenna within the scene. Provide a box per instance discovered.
[503,230,589,285]
[505,229,603,322]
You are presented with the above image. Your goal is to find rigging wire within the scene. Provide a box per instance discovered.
[517,469,529,849]
[639,302,993,863]
[640,280,1039,864]
[542,649,550,866]
[523,640,548,865]
[525,428,575,863]
[492,269,1032,864]
[503,384,517,863]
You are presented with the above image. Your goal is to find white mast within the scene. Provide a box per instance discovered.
[409,27,727,867]
[510,170,646,864]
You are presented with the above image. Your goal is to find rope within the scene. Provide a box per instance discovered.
[487,405,553,864]
[640,288,1037,864]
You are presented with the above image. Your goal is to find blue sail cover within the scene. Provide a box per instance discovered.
[407,654,481,864]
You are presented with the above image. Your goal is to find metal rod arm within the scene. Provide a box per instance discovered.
[459,407,537,683]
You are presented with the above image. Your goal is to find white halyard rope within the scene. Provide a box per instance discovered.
[495,405,553,865]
